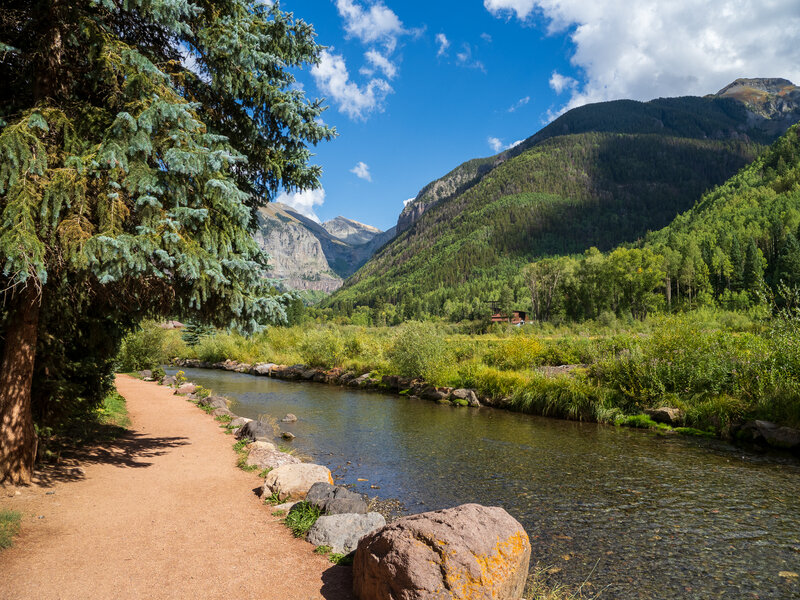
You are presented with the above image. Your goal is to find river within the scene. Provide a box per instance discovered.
[167,367,800,599]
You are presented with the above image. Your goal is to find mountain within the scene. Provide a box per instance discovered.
[326,78,800,319]
[253,203,394,294]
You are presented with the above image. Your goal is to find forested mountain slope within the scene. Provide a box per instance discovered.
[325,79,800,320]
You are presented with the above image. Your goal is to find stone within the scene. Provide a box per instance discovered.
[420,386,449,401]
[233,363,252,373]
[349,374,372,387]
[262,463,334,501]
[235,420,274,443]
[644,407,684,425]
[281,431,296,440]
[307,513,386,555]
[175,383,197,396]
[306,482,368,515]
[199,395,228,409]
[251,363,277,376]
[353,503,530,600]
[741,420,800,450]
[211,408,235,419]
[246,445,300,471]
[301,368,319,380]
[271,501,299,513]
[161,375,177,387]
[452,389,481,407]
[138,369,153,380]
[281,414,298,423]
[229,417,253,429]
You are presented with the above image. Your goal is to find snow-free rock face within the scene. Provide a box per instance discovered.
[252,203,394,294]
[352,503,531,600]
[262,463,334,501]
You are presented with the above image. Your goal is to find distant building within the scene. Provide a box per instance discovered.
[490,310,527,325]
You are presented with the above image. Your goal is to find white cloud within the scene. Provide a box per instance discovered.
[275,187,326,223]
[484,0,536,20]
[403,197,415,207]
[350,161,372,181]
[312,50,392,120]
[508,96,530,112]
[481,33,493,43]
[456,44,486,72]
[488,137,523,152]
[549,71,577,95]
[336,0,406,52]
[436,33,450,57]
[487,0,800,116]
[364,50,397,79]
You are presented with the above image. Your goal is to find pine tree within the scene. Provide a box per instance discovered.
[0,0,333,483]
[742,239,765,293]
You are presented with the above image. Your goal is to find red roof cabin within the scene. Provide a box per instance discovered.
[490,310,527,325]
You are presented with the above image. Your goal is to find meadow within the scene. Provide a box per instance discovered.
[120,305,800,441]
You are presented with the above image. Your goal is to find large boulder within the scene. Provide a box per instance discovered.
[644,407,684,425]
[235,420,274,443]
[307,513,386,555]
[199,396,228,410]
[353,503,530,600]
[211,407,235,419]
[138,369,153,381]
[161,375,177,387]
[262,463,333,501]
[246,443,301,471]
[251,363,277,376]
[741,420,800,450]
[306,482,368,515]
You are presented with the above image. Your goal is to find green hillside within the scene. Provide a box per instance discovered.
[326,132,764,320]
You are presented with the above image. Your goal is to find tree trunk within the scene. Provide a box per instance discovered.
[0,285,41,485]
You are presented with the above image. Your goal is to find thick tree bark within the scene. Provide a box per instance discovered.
[0,285,41,485]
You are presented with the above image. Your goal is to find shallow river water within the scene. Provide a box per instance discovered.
[168,367,800,599]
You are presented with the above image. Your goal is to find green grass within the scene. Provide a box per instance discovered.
[329,552,354,566]
[97,391,131,429]
[263,490,282,506]
[283,502,321,537]
[0,510,22,550]
[233,440,258,472]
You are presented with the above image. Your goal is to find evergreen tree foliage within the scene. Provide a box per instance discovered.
[181,320,215,348]
[0,0,333,483]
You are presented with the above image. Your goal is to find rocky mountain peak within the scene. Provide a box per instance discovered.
[322,216,382,245]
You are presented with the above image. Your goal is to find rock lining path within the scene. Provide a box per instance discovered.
[0,375,353,600]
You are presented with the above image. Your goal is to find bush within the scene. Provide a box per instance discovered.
[387,321,454,385]
[300,329,346,367]
[117,321,166,371]
[486,335,543,370]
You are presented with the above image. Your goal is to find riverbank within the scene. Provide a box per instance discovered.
[0,375,353,600]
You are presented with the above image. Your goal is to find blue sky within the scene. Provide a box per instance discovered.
[275,0,800,231]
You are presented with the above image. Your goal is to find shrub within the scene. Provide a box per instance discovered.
[300,329,346,367]
[283,502,322,537]
[117,321,166,371]
[386,322,454,385]
[486,335,543,370]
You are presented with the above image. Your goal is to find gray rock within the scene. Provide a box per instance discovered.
[236,420,274,443]
[420,386,449,401]
[271,500,299,513]
[742,420,800,450]
[307,512,386,555]
[251,363,277,376]
[281,414,298,423]
[199,395,228,409]
[452,388,481,407]
[349,374,372,387]
[281,431,296,440]
[229,417,253,429]
[353,503,531,600]
[306,482,368,515]
[301,368,319,380]
[645,407,684,425]
[161,375,177,387]
[138,369,153,381]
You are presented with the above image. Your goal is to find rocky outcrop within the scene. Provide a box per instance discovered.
[307,513,386,555]
[262,463,334,501]
[253,203,394,293]
[353,503,530,600]
[306,482,368,515]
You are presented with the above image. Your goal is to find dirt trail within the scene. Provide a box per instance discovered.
[0,375,353,600]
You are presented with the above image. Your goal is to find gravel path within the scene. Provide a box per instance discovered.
[0,375,353,600]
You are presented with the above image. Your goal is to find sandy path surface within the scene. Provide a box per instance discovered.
[0,375,353,600]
